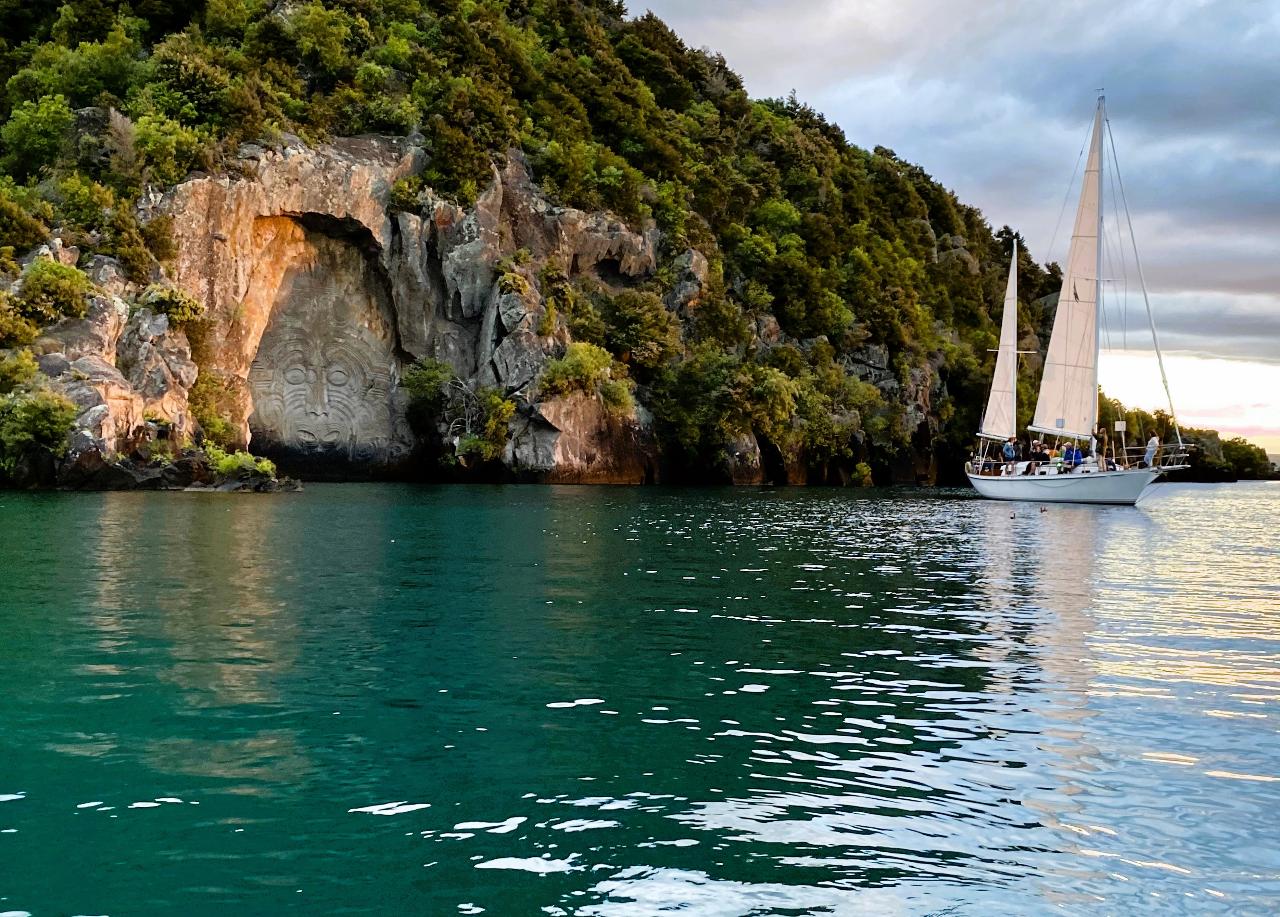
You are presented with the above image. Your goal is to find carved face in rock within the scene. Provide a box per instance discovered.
[248,325,396,460]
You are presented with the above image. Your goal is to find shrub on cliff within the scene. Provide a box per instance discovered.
[205,443,276,479]
[402,356,455,437]
[140,284,205,325]
[540,342,635,416]
[0,296,40,348]
[400,358,515,463]
[0,185,50,253]
[541,342,614,397]
[457,388,516,463]
[16,259,91,324]
[0,348,38,394]
[0,389,78,476]
[0,349,38,395]
[134,113,209,186]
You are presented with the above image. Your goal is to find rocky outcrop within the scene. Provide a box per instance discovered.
[665,248,709,316]
[508,393,655,484]
[155,137,659,480]
[117,308,199,435]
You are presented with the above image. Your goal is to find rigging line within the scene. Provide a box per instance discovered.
[1104,113,1183,447]
[1107,137,1129,350]
[1045,118,1094,267]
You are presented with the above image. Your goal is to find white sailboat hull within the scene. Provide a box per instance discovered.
[966,468,1162,505]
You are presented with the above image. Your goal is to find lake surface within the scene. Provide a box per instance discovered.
[1,482,1278,915]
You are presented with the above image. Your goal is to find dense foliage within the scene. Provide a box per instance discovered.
[0,1,1265,482]
[403,357,516,463]
[0,388,77,476]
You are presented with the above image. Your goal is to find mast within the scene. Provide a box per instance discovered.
[1029,101,1104,441]
[1093,95,1104,444]
[979,241,1021,441]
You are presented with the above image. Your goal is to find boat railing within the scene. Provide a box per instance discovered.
[967,445,1192,476]
[1117,444,1192,470]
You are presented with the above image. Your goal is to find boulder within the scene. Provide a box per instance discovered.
[490,331,550,393]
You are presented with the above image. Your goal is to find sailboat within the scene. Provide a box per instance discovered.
[967,96,1187,505]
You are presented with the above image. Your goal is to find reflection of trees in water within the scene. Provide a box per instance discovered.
[88,492,313,787]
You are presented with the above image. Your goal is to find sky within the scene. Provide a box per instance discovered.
[638,0,1280,453]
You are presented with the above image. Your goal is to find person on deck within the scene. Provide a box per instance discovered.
[1026,441,1050,474]
[1002,437,1017,475]
[1144,434,1160,468]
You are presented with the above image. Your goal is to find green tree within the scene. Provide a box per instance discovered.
[1221,436,1270,479]
[1,95,74,180]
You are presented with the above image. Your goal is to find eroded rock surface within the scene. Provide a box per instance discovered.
[155,138,658,480]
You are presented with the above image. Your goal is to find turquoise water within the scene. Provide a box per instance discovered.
[1,482,1278,914]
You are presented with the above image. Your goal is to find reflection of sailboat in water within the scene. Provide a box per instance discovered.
[968,96,1188,504]
[974,504,1096,698]
[975,502,1105,900]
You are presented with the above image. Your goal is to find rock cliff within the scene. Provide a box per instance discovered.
[144,136,659,480]
[15,135,952,486]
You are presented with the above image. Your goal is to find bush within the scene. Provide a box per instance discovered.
[51,174,115,232]
[187,370,239,448]
[399,359,514,463]
[600,378,634,416]
[0,389,78,475]
[402,357,453,406]
[540,342,615,397]
[205,443,276,478]
[134,113,208,185]
[0,350,38,395]
[99,206,156,282]
[0,189,50,252]
[388,175,423,212]
[141,215,178,262]
[0,95,74,181]
[457,388,515,462]
[0,348,38,394]
[140,285,205,325]
[0,296,40,348]
[17,260,92,325]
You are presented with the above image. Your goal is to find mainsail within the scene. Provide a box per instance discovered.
[1030,102,1104,440]
[979,241,1019,440]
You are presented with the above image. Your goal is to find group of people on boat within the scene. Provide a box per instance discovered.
[967,431,1162,478]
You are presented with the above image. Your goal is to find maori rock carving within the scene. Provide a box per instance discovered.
[247,234,412,467]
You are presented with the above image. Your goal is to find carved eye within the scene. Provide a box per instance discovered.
[284,367,307,385]
[328,368,350,386]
